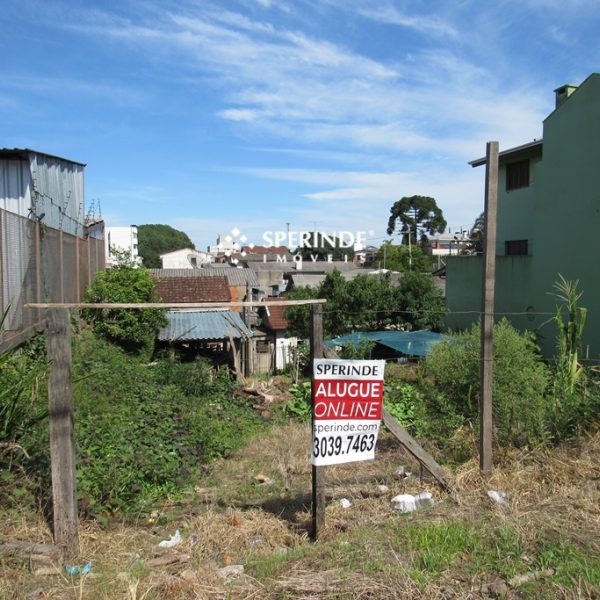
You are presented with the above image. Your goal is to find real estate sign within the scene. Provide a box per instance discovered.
[311,359,385,466]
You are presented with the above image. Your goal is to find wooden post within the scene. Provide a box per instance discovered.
[35,221,42,325]
[75,236,80,303]
[479,141,499,475]
[310,303,325,541]
[243,283,253,377]
[59,231,65,303]
[0,210,3,320]
[46,308,78,558]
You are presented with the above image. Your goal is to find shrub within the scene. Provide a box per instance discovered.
[0,311,48,468]
[82,259,167,354]
[426,319,549,447]
[72,332,263,514]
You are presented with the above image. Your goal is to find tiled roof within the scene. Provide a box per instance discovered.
[263,297,289,330]
[158,310,252,341]
[150,268,259,287]
[155,276,231,303]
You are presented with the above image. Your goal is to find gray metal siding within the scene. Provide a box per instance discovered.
[0,151,84,237]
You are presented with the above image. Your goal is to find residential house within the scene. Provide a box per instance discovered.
[258,297,298,371]
[150,266,259,304]
[159,248,213,269]
[154,274,252,372]
[446,74,600,357]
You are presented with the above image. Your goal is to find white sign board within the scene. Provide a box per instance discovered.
[311,359,385,466]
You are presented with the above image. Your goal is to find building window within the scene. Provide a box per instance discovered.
[506,159,530,190]
[505,239,528,256]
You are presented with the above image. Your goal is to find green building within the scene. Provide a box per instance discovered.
[446,73,600,358]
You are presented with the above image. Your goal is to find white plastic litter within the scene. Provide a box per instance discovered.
[339,498,352,509]
[377,484,389,493]
[158,530,182,548]
[391,492,434,513]
[487,490,509,505]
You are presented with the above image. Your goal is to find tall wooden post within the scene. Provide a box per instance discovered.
[243,283,253,377]
[46,308,79,558]
[479,141,499,475]
[0,210,4,320]
[310,303,325,540]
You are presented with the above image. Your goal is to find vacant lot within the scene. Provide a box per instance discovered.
[1,421,599,599]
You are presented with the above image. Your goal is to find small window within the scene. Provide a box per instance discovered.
[506,159,530,190]
[505,240,528,256]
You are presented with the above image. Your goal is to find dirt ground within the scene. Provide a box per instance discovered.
[1,422,599,599]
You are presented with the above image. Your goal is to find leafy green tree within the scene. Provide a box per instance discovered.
[397,272,446,331]
[374,241,433,272]
[285,269,446,338]
[82,260,167,354]
[138,224,195,268]
[387,195,447,246]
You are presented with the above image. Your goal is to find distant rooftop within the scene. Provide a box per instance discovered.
[469,139,543,168]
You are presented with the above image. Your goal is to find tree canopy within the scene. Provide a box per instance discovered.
[82,257,167,354]
[386,195,447,246]
[374,242,432,273]
[138,224,195,268]
[285,269,446,339]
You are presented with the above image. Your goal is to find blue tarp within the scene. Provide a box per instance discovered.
[325,330,445,357]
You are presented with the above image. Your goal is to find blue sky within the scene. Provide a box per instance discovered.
[2,0,599,250]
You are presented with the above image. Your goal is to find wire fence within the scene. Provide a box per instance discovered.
[0,208,105,348]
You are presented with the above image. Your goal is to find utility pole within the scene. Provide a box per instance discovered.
[479,141,499,475]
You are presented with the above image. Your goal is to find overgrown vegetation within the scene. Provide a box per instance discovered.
[73,333,264,514]
[82,255,167,355]
[285,269,446,339]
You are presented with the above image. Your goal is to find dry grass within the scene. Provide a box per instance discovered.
[1,424,599,599]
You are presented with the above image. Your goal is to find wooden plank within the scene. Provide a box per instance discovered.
[227,328,245,385]
[0,539,63,566]
[59,231,64,303]
[382,408,454,492]
[479,141,499,475]
[326,344,454,491]
[45,308,79,558]
[310,303,326,541]
[25,299,328,309]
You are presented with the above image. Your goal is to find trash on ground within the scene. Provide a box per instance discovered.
[65,561,92,576]
[217,564,244,580]
[158,529,182,548]
[339,498,352,508]
[487,490,509,505]
[377,484,389,493]
[391,492,434,513]
[394,466,412,479]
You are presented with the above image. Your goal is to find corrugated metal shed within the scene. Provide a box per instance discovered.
[158,310,253,342]
[325,330,445,357]
[150,268,259,287]
[0,148,85,236]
